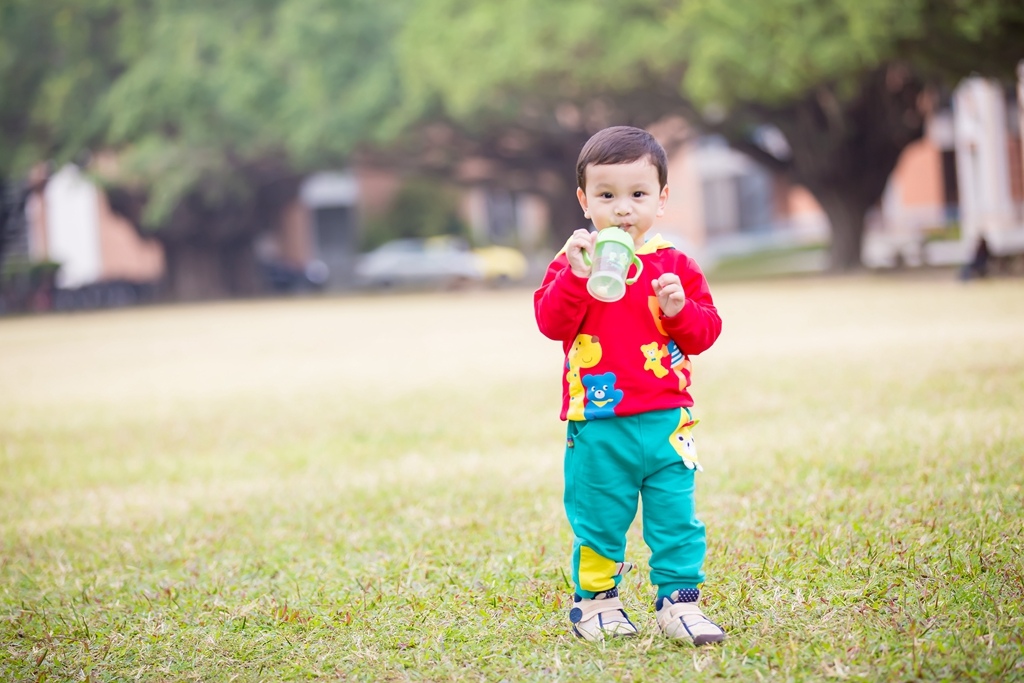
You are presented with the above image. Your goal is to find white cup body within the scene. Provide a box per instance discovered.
[587,242,632,302]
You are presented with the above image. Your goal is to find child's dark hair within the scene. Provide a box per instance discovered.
[576,126,669,191]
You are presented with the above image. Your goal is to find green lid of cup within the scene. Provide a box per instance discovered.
[597,227,636,253]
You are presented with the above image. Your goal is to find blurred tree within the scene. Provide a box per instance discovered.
[2,0,409,300]
[0,0,128,273]
[393,0,1024,269]
[385,1,690,251]
[5,0,1019,295]
[361,175,468,251]
[97,0,409,298]
[362,120,599,250]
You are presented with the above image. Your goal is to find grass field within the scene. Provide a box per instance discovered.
[2,276,1023,682]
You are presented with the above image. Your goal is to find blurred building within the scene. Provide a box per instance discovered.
[655,74,1023,270]
[861,76,1023,267]
[8,164,164,310]
[261,164,547,291]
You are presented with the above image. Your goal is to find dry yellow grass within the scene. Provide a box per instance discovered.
[2,277,1022,545]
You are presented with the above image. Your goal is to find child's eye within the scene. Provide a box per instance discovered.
[601,192,613,199]
[633,191,645,198]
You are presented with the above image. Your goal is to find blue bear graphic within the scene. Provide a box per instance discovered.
[582,372,623,419]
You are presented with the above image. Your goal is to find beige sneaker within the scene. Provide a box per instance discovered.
[569,588,638,641]
[655,589,725,646]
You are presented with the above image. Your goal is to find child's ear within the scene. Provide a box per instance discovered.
[657,185,669,217]
[577,187,590,217]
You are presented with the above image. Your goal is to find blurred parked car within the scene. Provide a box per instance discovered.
[473,245,528,284]
[354,237,482,288]
[355,237,529,289]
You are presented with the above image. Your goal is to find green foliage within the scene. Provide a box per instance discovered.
[0,257,61,313]
[96,0,405,226]
[270,0,410,163]
[670,0,920,106]
[398,0,1022,269]
[0,0,128,176]
[2,0,410,227]
[361,176,468,250]
[395,0,677,121]
[708,243,828,280]
[2,0,1020,259]
[922,223,961,244]
[398,0,1021,117]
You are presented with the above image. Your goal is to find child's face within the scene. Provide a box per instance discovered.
[577,159,668,248]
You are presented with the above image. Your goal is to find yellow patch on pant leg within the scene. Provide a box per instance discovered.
[579,546,618,593]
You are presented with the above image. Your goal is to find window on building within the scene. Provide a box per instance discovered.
[485,188,518,245]
[701,177,738,235]
[315,206,355,253]
[737,169,773,232]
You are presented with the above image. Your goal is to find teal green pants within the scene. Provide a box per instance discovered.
[564,407,706,600]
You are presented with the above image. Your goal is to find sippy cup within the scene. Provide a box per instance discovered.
[582,227,644,302]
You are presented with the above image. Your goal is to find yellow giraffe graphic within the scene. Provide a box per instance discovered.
[649,296,692,391]
[566,334,602,420]
[669,408,702,471]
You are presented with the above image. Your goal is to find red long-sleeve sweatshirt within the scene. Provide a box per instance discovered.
[534,235,722,421]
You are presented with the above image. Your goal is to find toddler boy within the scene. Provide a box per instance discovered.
[533,125,725,645]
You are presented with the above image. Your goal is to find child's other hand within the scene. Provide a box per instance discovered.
[652,273,686,317]
[566,229,596,278]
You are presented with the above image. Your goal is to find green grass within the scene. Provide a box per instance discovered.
[2,278,1023,682]
[708,244,827,279]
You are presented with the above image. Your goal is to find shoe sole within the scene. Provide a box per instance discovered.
[692,632,726,646]
[572,624,639,641]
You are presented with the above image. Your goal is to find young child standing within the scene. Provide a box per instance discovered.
[533,126,725,645]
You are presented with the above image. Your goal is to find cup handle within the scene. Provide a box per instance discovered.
[625,256,643,285]
[581,249,591,267]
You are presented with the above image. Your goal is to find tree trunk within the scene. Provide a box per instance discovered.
[0,179,28,261]
[816,190,873,271]
[734,66,927,271]
[109,163,301,302]
[161,239,259,302]
[0,179,12,275]
[547,191,589,247]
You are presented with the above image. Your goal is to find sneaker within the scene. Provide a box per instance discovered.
[655,589,725,645]
[569,587,638,641]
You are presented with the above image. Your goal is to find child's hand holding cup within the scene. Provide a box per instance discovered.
[582,227,644,302]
